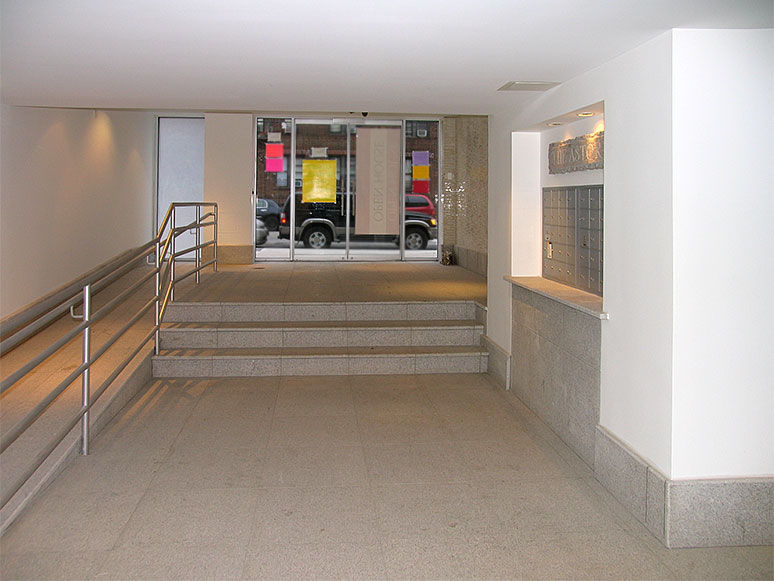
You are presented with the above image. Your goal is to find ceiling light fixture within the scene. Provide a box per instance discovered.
[547,122,562,126]
[577,111,595,117]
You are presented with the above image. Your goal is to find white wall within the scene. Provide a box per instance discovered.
[204,113,255,247]
[671,29,774,478]
[0,106,155,317]
[510,132,541,278]
[490,31,676,474]
[597,33,676,476]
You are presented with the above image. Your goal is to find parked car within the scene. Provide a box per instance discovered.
[255,218,268,246]
[255,198,282,231]
[278,194,437,249]
[406,194,436,217]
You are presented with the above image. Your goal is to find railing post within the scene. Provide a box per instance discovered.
[170,206,176,302]
[195,205,201,284]
[213,204,218,272]
[81,284,91,455]
[154,237,161,355]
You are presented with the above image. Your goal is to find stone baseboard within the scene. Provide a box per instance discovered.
[667,478,774,548]
[452,246,487,277]
[202,244,253,265]
[481,334,510,390]
[594,426,773,548]
[474,302,486,327]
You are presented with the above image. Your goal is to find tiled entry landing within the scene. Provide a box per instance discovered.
[171,262,488,305]
[2,374,770,580]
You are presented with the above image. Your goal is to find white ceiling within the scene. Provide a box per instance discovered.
[1,0,771,115]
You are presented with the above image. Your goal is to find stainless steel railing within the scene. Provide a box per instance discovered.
[155,202,218,352]
[0,202,217,511]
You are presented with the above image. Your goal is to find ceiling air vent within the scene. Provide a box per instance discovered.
[498,81,560,92]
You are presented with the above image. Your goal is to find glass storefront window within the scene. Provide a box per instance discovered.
[255,117,440,262]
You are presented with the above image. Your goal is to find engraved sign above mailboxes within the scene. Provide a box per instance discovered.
[543,185,603,296]
[548,132,604,174]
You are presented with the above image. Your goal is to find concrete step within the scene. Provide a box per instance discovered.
[152,345,489,377]
[163,300,485,324]
[159,319,484,349]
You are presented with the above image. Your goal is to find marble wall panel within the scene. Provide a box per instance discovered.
[441,116,488,276]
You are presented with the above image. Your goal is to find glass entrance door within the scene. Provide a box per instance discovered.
[293,120,403,260]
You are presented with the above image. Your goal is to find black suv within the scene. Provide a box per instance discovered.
[278,194,437,249]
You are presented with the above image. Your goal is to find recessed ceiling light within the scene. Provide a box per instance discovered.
[498,81,560,92]
[547,122,562,126]
[577,111,595,117]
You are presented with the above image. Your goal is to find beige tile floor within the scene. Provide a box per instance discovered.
[2,263,773,579]
[0,372,771,580]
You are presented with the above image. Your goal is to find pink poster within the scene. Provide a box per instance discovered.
[266,157,284,172]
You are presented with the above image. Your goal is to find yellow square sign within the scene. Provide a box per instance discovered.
[302,159,337,203]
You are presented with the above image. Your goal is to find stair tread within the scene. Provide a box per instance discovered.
[156,345,487,357]
[161,319,482,330]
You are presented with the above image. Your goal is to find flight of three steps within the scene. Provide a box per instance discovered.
[153,301,488,377]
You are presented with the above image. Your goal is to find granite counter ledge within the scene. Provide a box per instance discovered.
[505,276,609,320]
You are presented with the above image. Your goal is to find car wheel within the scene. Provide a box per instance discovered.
[263,216,279,231]
[405,227,429,250]
[303,226,332,249]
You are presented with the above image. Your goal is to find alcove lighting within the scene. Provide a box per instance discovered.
[577,112,594,117]
[547,122,562,127]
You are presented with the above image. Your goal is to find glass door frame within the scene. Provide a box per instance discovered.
[290,118,342,260]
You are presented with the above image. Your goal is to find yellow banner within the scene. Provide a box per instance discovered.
[302,159,337,203]
[412,165,430,180]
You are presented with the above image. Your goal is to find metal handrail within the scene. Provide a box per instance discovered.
[0,202,218,511]
[154,202,218,346]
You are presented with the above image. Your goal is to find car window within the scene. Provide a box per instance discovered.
[257,200,268,209]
